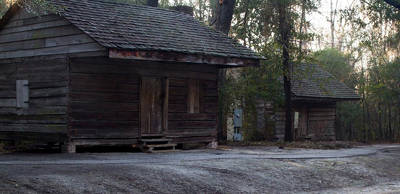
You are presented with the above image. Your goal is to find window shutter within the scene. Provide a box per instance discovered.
[187,79,200,113]
[16,80,29,109]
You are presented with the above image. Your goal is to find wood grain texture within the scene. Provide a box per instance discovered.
[69,58,140,139]
[140,77,163,134]
[68,57,218,143]
[0,10,105,59]
[274,102,337,141]
[0,57,68,140]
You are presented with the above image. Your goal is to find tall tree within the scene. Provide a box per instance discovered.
[277,0,293,142]
[210,0,236,142]
[210,0,236,34]
[329,0,338,48]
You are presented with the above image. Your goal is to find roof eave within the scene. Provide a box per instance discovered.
[108,48,260,67]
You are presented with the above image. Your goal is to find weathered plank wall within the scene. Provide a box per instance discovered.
[167,78,218,143]
[308,104,336,140]
[273,102,336,141]
[69,57,218,143]
[0,9,105,59]
[0,8,106,143]
[0,57,69,141]
[69,58,140,139]
[274,111,286,140]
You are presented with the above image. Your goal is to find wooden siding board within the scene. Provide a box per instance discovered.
[167,78,217,140]
[69,58,218,80]
[0,57,68,138]
[68,57,218,142]
[0,10,105,59]
[0,34,96,53]
[0,43,105,59]
[273,103,337,141]
[0,124,67,133]
[69,58,141,139]
[0,25,83,44]
[5,14,62,29]
[0,99,16,107]
[0,19,71,35]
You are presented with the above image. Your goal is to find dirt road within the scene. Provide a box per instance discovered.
[0,144,399,193]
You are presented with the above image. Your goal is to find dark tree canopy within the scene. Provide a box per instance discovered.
[384,0,400,9]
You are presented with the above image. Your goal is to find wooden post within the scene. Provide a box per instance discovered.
[163,78,169,131]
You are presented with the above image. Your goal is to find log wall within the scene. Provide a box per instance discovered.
[69,58,140,139]
[307,105,336,140]
[273,102,336,141]
[0,57,69,142]
[0,9,105,59]
[69,57,218,144]
[167,78,218,143]
[0,9,106,144]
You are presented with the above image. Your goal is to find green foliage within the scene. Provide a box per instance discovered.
[334,0,400,142]
[313,48,353,84]
[0,0,10,18]
[226,0,319,140]
[0,0,62,18]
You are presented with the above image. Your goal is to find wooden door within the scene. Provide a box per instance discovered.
[294,107,308,139]
[140,77,164,134]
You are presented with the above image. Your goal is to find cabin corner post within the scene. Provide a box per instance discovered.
[162,77,169,132]
[65,56,74,153]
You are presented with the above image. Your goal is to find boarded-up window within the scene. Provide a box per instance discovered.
[16,80,29,108]
[187,79,200,113]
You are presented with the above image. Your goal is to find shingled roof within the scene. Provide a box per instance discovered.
[291,64,360,100]
[43,0,260,61]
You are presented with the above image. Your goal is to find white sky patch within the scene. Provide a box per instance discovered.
[308,0,355,50]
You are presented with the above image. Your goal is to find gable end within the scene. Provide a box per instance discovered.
[0,6,106,59]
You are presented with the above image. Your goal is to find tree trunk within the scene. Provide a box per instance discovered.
[211,0,236,34]
[211,0,236,143]
[278,1,293,142]
[146,0,158,7]
[298,0,306,54]
[241,0,250,47]
[330,0,334,48]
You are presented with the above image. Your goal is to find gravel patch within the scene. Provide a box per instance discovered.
[0,144,399,193]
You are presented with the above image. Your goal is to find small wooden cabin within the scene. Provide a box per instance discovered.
[0,0,260,152]
[273,64,360,141]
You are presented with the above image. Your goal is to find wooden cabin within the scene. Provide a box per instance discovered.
[0,0,260,152]
[273,64,360,141]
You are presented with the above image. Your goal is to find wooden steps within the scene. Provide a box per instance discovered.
[138,134,177,153]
